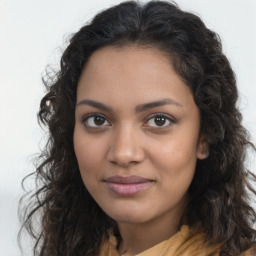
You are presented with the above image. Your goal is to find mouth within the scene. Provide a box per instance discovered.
[104,175,155,196]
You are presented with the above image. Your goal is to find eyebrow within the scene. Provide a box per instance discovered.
[135,98,182,112]
[76,99,113,112]
[76,98,182,113]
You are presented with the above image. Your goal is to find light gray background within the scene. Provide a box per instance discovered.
[0,0,255,255]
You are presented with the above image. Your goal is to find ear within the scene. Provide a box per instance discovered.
[197,135,209,160]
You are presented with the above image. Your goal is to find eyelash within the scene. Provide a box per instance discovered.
[81,112,175,130]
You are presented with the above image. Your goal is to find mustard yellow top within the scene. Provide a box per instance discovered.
[98,225,254,256]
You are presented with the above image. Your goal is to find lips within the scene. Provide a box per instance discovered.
[104,175,154,196]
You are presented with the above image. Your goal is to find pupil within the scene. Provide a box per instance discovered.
[155,117,166,126]
[94,116,105,125]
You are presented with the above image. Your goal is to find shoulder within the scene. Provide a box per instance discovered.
[179,225,256,256]
[144,225,219,256]
[240,246,256,256]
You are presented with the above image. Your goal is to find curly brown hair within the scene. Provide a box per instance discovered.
[19,1,256,255]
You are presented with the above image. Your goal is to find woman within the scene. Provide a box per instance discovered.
[20,1,256,255]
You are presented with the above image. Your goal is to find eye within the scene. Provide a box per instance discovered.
[82,114,110,128]
[145,114,174,128]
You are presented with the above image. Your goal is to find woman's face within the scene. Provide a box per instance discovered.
[74,46,207,225]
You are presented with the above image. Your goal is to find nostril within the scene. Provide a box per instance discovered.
[106,144,145,167]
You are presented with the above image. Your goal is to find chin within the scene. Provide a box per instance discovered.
[109,209,152,224]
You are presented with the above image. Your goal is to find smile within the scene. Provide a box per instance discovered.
[104,175,155,196]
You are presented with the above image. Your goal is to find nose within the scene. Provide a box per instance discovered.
[106,125,146,167]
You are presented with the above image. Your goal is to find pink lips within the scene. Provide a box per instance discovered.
[104,175,154,196]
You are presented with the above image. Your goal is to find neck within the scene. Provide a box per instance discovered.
[117,201,186,255]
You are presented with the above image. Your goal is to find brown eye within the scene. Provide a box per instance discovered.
[146,114,174,128]
[83,114,110,127]
[154,116,167,126]
[94,116,105,126]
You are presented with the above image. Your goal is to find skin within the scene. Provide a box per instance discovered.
[73,45,208,255]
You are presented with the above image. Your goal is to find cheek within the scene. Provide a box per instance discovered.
[149,135,198,196]
[73,129,105,182]
[151,138,198,200]
[151,136,198,169]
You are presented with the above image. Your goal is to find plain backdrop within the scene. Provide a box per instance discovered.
[0,0,255,255]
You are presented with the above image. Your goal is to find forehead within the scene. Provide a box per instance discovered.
[79,46,173,85]
[77,45,195,110]
[83,45,172,71]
